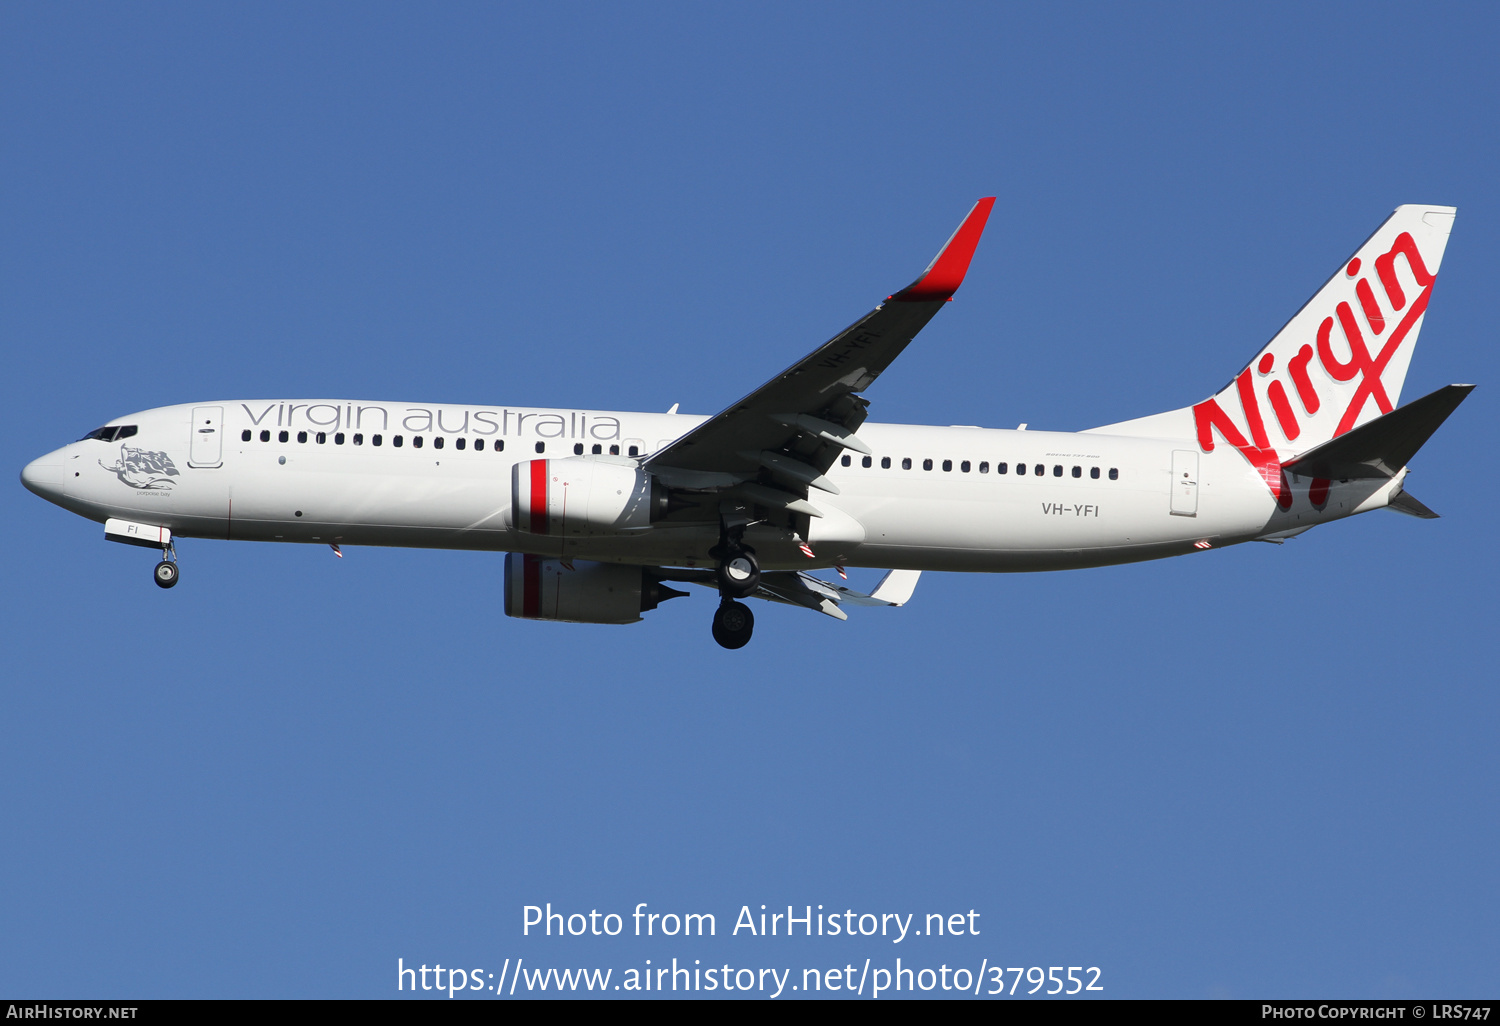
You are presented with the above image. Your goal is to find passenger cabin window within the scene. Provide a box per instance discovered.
[609,444,619,455]
[1016,463,1026,476]
[279,431,289,443]
[494,439,504,451]
[881,457,891,469]
[454,437,465,450]
[1034,464,1044,476]
[297,431,307,443]
[1053,465,1062,477]
[241,429,252,441]
[315,432,326,444]
[353,433,364,445]
[575,443,585,455]
[627,445,639,457]
[434,437,444,449]
[393,435,403,447]
[261,430,271,442]
[923,459,933,471]
[943,459,953,472]
[1109,468,1119,480]
[979,461,989,473]
[1090,466,1099,479]
[961,460,970,473]
[472,438,482,450]
[902,458,912,470]
[996,462,1006,474]
[861,456,872,468]
[1071,465,1080,477]
[535,442,545,453]
[372,434,382,446]
[414,436,425,448]
[592,444,602,455]
[334,432,345,445]
[841,455,851,467]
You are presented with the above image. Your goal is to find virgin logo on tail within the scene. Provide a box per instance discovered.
[1192,229,1439,507]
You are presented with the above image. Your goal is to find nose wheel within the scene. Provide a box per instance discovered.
[153,542,179,589]
[711,599,754,650]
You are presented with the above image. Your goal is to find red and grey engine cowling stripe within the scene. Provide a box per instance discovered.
[511,459,552,535]
[504,552,546,619]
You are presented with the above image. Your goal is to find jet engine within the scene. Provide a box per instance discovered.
[503,553,687,624]
[511,457,669,536]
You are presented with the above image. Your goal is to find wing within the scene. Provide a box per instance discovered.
[758,568,924,619]
[644,199,995,505]
[660,568,923,620]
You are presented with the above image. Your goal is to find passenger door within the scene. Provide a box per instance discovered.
[1170,449,1198,516]
[188,406,224,467]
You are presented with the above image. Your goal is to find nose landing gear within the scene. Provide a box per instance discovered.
[153,541,179,589]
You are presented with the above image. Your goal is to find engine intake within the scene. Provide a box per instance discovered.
[504,554,687,624]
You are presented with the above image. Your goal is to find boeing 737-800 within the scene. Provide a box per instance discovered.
[20,200,1471,648]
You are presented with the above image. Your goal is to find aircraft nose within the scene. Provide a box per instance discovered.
[20,453,64,501]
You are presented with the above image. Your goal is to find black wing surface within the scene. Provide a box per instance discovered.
[644,198,996,502]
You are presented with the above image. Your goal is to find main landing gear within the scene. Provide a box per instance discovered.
[712,599,754,650]
[153,542,179,589]
[710,519,759,649]
[715,550,761,598]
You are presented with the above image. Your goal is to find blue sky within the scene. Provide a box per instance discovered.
[3,2,1496,999]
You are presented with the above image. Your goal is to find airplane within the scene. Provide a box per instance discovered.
[20,200,1472,649]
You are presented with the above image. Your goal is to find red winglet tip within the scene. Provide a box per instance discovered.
[892,196,995,302]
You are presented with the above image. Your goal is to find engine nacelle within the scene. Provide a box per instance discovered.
[504,554,686,624]
[511,457,664,536]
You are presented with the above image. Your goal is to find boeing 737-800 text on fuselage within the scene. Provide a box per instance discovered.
[21,200,1471,648]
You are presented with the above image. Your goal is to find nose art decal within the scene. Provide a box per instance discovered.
[99,444,181,490]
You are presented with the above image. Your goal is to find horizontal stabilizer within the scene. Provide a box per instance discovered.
[1387,489,1440,519]
[1281,384,1473,480]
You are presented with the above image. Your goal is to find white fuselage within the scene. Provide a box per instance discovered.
[26,399,1400,573]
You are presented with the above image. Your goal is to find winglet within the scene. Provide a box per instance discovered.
[890,198,995,302]
[868,569,921,605]
[833,569,922,607]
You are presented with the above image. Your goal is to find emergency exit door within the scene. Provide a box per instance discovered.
[1170,449,1198,516]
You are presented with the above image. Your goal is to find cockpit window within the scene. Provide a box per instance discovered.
[81,425,137,442]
